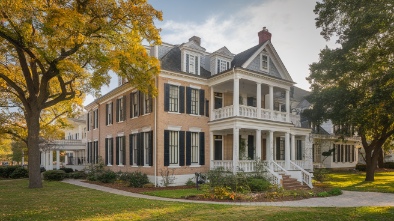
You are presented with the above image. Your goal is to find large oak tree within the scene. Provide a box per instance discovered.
[307,0,394,181]
[0,0,162,188]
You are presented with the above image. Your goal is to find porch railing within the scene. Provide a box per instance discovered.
[238,160,255,172]
[211,160,233,171]
[212,105,301,126]
[293,160,313,171]
[290,161,313,189]
[269,160,287,174]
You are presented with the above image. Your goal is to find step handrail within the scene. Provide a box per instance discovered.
[290,161,313,189]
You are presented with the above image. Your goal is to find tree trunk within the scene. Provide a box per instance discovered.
[364,147,375,181]
[27,109,43,188]
[378,150,384,168]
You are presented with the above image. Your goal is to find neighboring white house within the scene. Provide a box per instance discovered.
[40,116,87,171]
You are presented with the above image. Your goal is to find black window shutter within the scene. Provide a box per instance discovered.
[116,99,119,122]
[149,95,153,113]
[139,91,143,116]
[195,56,199,74]
[116,137,119,165]
[105,104,108,125]
[186,87,191,114]
[149,131,153,166]
[179,86,185,113]
[248,135,254,160]
[333,144,336,162]
[110,138,114,164]
[227,61,230,69]
[186,54,189,73]
[129,134,133,165]
[122,136,126,165]
[105,138,108,165]
[140,133,144,166]
[217,59,220,74]
[186,131,191,166]
[130,93,133,118]
[87,142,90,163]
[199,89,205,115]
[164,130,169,166]
[137,133,141,166]
[87,113,90,131]
[164,84,170,112]
[110,102,113,124]
[247,97,254,106]
[179,131,185,166]
[276,137,281,160]
[205,99,209,117]
[122,96,126,121]
[199,132,205,165]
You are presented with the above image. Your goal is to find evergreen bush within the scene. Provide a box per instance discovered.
[43,170,66,181]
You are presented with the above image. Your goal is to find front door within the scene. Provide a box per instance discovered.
[214,135,222,160]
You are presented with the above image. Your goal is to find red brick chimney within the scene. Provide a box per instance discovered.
[258,27,272,44]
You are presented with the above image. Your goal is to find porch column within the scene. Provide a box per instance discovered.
[210,131,214,169]
[210,87,214,120]
[56,150,60,169]
[286,89,290,122]
[269,86,274,120]
[291,134,296,161]
[45,151,50,170]
[256,129,262,159]
[65,153,68,165]
[268,130,274,169]
[233,77,240,116]
[49,150,54,170]
[233,127,239,174]
[285,132,290,170]
[256,83,261,119]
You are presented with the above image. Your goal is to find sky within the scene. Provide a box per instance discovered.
[84,0,337,105]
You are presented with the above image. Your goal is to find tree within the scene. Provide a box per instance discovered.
[0,0,162,188]
[307,0,394,181]
[11,140,26,164]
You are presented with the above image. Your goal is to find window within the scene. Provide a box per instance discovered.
[217,59,230,74]
[131,134,138,166]
[169,85,179,112]
[144,132,151,166]
[93,141,98,164]
[116,96,125,122]
[296,140,303,160]
[106,102,113,125]
[93,109,98,129]
[144,94,152,114]
[313,144,321,163]
[276,137,285,160]
[130,91,139,118]
[105,138,113,165]
[87,142,92,163]
[214,93,223,109]
[87,112,91,131]
[169,131,179,165]
[334,144,355,163]
[260,54,269,71]
[116,136,125,165]
[191,132,199,164]
[191,89,199,115]
[186,53,199,74]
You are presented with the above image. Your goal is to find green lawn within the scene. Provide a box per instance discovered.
[325,171,394,193]
[143,188,201,198]
[1,179,394,220]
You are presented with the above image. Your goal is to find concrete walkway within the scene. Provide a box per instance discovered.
[63,179,394,207]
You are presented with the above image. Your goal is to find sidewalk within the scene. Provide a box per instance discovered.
[63,179,394,207]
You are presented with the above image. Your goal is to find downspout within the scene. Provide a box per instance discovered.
[96,102,100,166]
[154,45,159,187]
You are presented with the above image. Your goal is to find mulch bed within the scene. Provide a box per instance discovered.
[83,180,332,202]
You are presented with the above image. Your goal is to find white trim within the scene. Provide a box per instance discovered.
[167,81,181,86]
[242,41,269,68]
[117,132,125,136]
[142,126,152,132]
[189,165,201,168]
[259,53,270,72]
[189,127,202,132]
[168,166,182,168]
[106,135,112,138]
[131,129,139,134]
[167,125,182,131]
[189,84,201,89]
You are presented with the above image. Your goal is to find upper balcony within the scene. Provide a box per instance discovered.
[209,71,302,127]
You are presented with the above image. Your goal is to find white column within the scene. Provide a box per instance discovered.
[65,154,68,166]
[210,131,214,169]
[268,131,274,169]
[233,77,240,116]
[233,127,239,174]
[49,150,54,170]
[45,151,50,170]
[269,86,274,111]
[291,134,296,161]
[256,129,262,159]
[210,87,214,120]
[56,150,60,169]
[286,89,290,122]
[285,132,290,170]
[256,83,261,119]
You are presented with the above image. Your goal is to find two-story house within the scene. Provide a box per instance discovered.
[85,27,313,188]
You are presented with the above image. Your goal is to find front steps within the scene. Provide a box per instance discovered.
[281,175,310,190]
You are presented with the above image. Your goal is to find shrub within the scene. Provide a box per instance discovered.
[43,170,66,181]
[9,167,28,179]
[69,171,87,179]
[355,164,367,171]
[313,168,329,182]
[328,188,342,196]
[60,168,74,173]
[185,178,195,186]
[96,170,117,183]
[0,166,20,178]
[383,162,394,169]
[124,171,150,187]
[206,168,250,193]
[317,191,330,197]
[248,178,271,192]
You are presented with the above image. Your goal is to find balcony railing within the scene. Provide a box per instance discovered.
[212,105,301,126]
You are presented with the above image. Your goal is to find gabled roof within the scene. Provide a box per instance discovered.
[232,41,266,67]
[212,46,233,59]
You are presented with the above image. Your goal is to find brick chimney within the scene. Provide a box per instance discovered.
[189,36,201,46]
[258,27,272,44]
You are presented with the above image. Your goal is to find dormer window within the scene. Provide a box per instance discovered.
[260,53,269,71]
[186,53,199,75]
[217,59,230,74]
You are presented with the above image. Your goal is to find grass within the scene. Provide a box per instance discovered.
[325,171,394,193]
[143,188,201,198]
[1,179,394,220]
